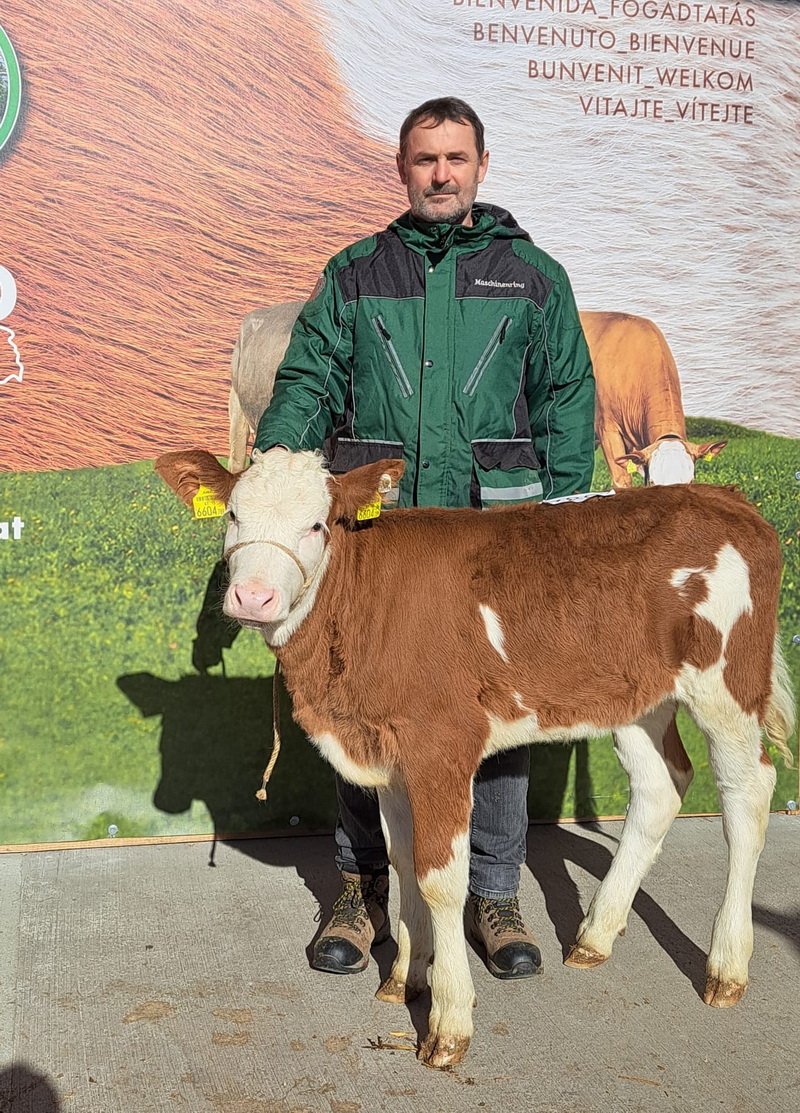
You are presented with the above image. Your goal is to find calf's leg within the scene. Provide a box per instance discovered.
[405,769,476,1069]
[690,704,775,1007]
[374,784,432,1004]
[567,702,690,967]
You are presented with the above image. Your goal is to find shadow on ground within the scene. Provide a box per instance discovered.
[526,822,708,996]
[0,1063,61,1113]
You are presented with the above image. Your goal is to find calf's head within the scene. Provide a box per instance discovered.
[617,435,727,485]
[156,448,404,644]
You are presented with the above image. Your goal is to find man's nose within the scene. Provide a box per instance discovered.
[432,157,452,184]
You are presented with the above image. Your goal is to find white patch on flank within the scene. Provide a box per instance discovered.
[481,710,606,760]
[311,732,391,789]
[648,440,695,486]
[671,544,753,714]
[670,566,707,591]
[694,543,753,646]
[670,544,752,651]
[479,604,508,663]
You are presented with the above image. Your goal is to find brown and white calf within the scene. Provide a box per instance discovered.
[157,448,794,1069]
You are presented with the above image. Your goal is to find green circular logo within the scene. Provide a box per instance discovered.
[0,25,22,153]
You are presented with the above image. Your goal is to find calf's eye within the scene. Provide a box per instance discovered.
[311,522,323,532]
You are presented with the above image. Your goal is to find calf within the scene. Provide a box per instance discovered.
[157,448,794,1068]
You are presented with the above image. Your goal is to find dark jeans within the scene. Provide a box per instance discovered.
[334,746,530,899]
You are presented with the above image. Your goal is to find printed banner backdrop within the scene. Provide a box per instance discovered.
[0,0,797,846]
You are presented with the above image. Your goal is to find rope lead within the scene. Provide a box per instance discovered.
[256,661,282,801]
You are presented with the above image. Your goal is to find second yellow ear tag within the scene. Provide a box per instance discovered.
[192,485,227,519]
[356,497,381,521]
[703,453,714,462]
[626,460,639,475]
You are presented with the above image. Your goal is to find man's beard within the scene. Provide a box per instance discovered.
[409,186,474,226]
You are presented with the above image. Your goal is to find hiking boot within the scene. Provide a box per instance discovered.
[312,871,391,974]
[466,893,543,980]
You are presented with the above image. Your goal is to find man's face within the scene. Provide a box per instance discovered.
[397,118,489,227]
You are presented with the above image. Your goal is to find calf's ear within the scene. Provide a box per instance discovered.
[155,450,238,507]
[329,459,405,523]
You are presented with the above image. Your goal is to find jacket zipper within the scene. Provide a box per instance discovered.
[372,316,414,399]
[463,316,512,396]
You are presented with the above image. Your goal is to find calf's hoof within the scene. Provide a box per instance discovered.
[704,975,747,1008]
[564,943,609,969]
[418,1032,471,1069]
[375,976,424,1004]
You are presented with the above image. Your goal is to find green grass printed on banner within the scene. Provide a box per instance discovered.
[0,417,797,845]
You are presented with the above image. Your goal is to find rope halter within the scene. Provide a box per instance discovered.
[222,536,328,610]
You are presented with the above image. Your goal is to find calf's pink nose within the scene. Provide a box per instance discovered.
[226,582,280,621]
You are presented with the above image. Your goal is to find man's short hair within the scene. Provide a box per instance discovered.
[399,97,485,162]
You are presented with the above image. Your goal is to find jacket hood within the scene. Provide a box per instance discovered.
[389,203,531,255]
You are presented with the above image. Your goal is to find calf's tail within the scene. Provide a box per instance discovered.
[763,632,797,769]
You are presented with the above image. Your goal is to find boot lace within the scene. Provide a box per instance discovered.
[328,875,368,931]
[480,896,525,935]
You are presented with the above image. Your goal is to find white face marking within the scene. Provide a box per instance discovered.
[312,731,391,788]
[479,604,509,663]
[223,450,332,643]
[648,440,695,485]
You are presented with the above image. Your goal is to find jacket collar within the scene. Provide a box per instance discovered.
[389,203,529,256]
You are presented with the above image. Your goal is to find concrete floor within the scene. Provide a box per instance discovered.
[1,815,798,1113]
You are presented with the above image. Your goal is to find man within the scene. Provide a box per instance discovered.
[254,97,595,980]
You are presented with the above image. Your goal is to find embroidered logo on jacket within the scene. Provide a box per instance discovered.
[474,278,525,290]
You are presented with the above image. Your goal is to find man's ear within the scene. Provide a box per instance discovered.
[155,450,238,507]
[329,460,406,523]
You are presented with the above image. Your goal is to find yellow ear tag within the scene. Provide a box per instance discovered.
[626,460,639,475]
[356,496,381,521]
[703,452,714,462]
[192,484,227,520]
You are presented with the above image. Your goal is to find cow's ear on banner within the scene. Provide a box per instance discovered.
[689,440,728,463]
[155,450,237,507]
[616,452,646,477]
[329,459,405,524]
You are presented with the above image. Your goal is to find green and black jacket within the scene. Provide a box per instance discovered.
[254,204,596,508]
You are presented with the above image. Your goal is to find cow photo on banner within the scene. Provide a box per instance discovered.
[0,0,797,847]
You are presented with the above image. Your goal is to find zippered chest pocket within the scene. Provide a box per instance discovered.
[371,315,414,399]
[463,316,513,396]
